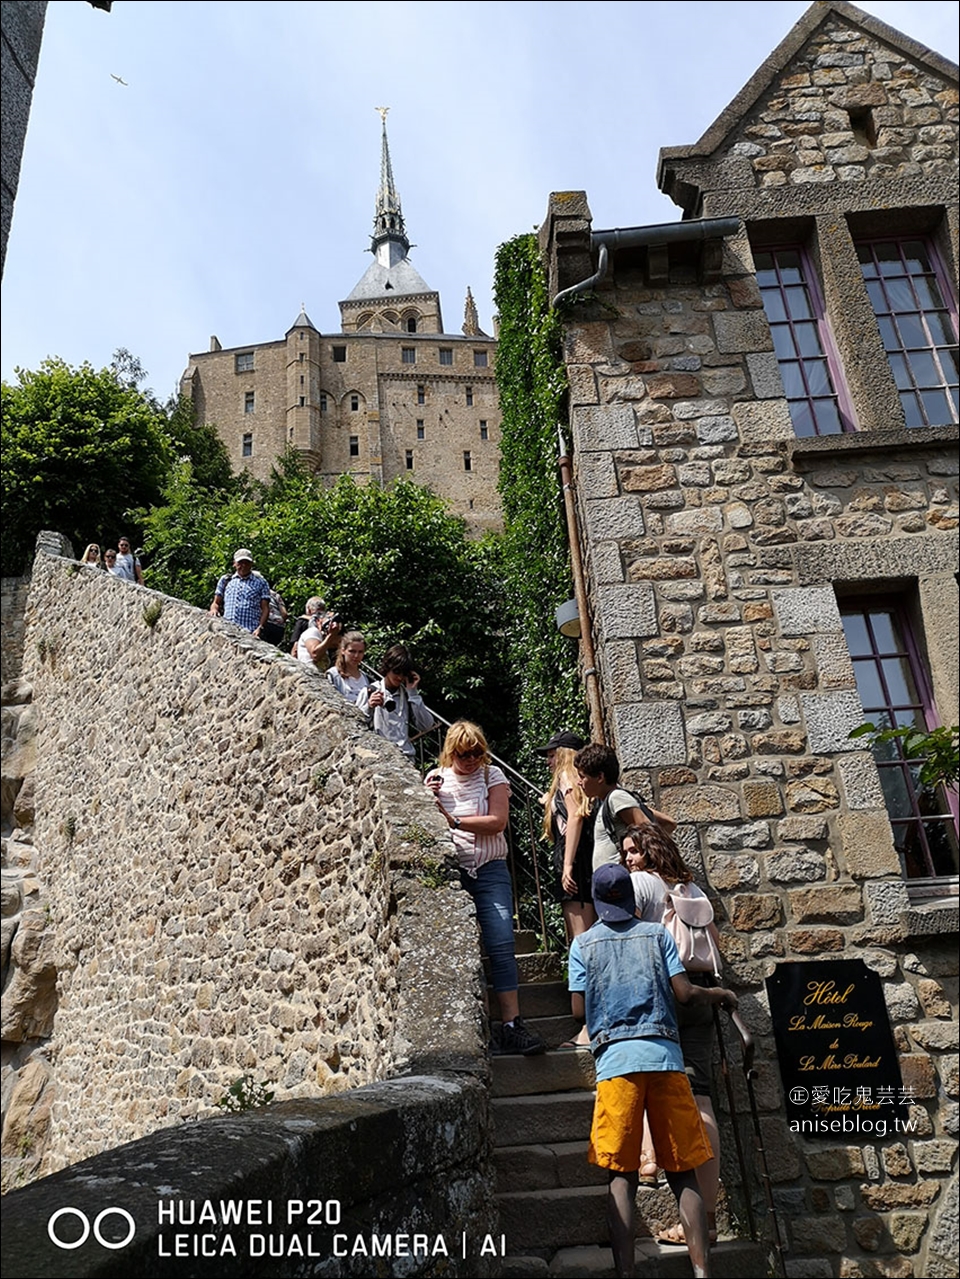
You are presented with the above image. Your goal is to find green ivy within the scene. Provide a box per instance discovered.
[494,234,588,772]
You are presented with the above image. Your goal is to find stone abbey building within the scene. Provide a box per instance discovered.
[179,115,502,531]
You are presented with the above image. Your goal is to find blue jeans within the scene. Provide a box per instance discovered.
[459,860,519,993]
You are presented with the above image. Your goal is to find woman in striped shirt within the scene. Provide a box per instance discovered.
[426,721,545,1056]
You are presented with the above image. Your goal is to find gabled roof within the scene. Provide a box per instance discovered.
[658,0,958,173]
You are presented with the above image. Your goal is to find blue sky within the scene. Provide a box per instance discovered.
[2,1,956,401]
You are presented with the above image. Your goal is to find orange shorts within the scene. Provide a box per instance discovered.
[588,1071,713,1174]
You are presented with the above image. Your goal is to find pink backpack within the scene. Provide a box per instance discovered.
[661,882,722,977]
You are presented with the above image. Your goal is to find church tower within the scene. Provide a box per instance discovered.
[339,110,444,335]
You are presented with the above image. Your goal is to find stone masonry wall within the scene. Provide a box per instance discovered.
[722,15,956,192]
[553,211,958,1276]
[11,551,485,1178]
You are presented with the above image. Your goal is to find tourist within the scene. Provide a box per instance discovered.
[104,549,119,573]
[356,644,433,759]
[569,862,736,1278]
[209,548,271,636]
[621,823,724,1246]
[426,720,546,1056]
[289,596,324,656]
[295,605,342,672]
[574,742,674,872]
[112,536,144,584]
[327,632,371,704]
[79,544,101,568]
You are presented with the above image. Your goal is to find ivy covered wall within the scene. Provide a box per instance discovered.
[494,234,589,769]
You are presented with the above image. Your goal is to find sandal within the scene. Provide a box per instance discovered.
[638,1155,659,1186]
[657,1224,718,1246]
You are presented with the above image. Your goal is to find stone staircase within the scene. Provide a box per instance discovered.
[491,933,767,1277]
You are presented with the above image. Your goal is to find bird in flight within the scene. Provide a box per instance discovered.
[111,74,128,86]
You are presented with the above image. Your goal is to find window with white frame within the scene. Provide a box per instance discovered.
[235,351,254,373]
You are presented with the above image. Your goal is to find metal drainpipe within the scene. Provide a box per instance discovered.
[552,216,742,308]
[558,431,606,743]
[551,215,742,739]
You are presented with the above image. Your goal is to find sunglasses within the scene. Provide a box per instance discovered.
[455,748,484,760]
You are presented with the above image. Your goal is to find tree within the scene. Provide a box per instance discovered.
[139,454,517,749]
[1,358,171,574]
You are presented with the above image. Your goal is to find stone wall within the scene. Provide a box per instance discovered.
[1,1076,497,1279]
[3,549,489,1188]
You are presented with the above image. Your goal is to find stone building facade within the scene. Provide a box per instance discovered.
[541,3,957,1275]
[180,118,502,531]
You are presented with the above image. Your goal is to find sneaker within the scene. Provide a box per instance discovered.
[498,1016,546,1056]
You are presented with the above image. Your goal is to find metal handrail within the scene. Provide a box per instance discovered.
[357,662,565,951]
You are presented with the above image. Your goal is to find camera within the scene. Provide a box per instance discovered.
[319,610,344,635]
[383,698,397,712]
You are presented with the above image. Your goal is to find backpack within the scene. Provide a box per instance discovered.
[600,788,658,844]
[661,882,722,977]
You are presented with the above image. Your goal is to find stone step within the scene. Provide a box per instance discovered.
[494,1140,607,1192]
[497,1185,609,1249]
[492,1091,596,1147]
[514,980,571,1020]
[514,929,540,955]
[492,1043,595,1096]
[499,1237,769,1277]
[492,1013,583,1053]
[486,950,564,985]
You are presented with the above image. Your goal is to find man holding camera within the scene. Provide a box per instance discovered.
[295,604,342,671]
[356,644,434,760]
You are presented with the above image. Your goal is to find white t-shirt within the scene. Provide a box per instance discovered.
[591,787,644,871]
[432,764,511,872]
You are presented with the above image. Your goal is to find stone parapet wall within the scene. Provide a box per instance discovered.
[547,196,958,1275]
[1,1076,498,1278]
[11,551,486,1179]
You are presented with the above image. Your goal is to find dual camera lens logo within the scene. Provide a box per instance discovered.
[47,1207,136,1251]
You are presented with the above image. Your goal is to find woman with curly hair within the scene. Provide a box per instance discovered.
[621,822,723,1245]
[426,720,545,1057]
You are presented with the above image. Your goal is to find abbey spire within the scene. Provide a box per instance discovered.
[371,107,409,268]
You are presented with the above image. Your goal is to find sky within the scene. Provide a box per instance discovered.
[2,1,956,402]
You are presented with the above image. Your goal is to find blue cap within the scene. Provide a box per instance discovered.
[592,863,637,923]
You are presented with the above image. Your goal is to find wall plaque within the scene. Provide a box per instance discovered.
[766,959,910,1140]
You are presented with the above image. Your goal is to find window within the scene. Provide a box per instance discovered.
[841,599,958,879]
[754,247,852,436]
[439,348,453,366]
[242,433,253,457]
[463,451,472,471]
[401,347,416,365]
[235,352,254,373]
[466,386,473,407]
[320,393,327,412]
[856,239,959,428]
[406,317,418,333]
[479,420,488,440]
[473,350,488,368]
[349,436,359,458]
[299,352,304,363]
[351,394,359,412]
[417,384,425,406]
[406,450,414,470]
[300,374,304,385]
[332,345,347,363]
[416,420,425,440]
[299,396,305,407]
[244,391,255,414]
